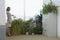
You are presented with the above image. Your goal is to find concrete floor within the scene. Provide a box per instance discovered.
[6,35,60,40]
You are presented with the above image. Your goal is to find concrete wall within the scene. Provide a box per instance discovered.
[43,13,57,37]
[57,7,60,37]
[0,0,6,40]
[42,14,48,36]
[53,0,60,37]
[0,25,6,40]
[0,0,5,25]
[47,13,57,37]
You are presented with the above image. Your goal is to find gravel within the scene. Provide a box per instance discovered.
[6,35,60,40]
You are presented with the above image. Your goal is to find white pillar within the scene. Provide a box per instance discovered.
[57,7,60,37]
[0,0,6,40]
[53,0,60,37]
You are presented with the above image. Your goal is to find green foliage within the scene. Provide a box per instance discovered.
[34,14,43,34]
[11,18,25,35]
[24,14,43,34]
[28,28,34,34]
[23,21,30,33]
[24,18,33,32]
[10,14,43,35]
[23,18,34,34]
[42,0,58,14]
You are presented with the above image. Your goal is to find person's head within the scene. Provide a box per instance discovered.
[6,7,11,11]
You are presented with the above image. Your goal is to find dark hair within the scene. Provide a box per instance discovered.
[6,7,10,11]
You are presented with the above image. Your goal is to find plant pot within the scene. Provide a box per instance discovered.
[32,33,34,35]
[26,32,29,35]
[43,13,57,37]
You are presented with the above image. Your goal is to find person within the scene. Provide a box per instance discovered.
[6,7,12,36]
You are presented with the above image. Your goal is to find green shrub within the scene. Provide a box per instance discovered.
[42,0,58,14]
[11,18,25,35]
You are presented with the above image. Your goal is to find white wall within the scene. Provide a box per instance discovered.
[47,13,57,37]
[0,0,6,25]
[43,13,57,37]
[0,0,6,40]
[53,0,60,37]
[57,7,60,37]
[42,14,48,36]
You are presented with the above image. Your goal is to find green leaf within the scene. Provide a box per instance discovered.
[42,0,58,14]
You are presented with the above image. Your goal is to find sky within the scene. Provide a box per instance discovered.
[5,0,43,20]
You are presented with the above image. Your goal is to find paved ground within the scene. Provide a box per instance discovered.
[6,35,60,40]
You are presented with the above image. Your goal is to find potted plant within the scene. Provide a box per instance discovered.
[26,29,29,35]
[42,0,58,37]
[28,28,34,35]
[26,32,29,35]
[42,0,58,14]
[31,28,34,35]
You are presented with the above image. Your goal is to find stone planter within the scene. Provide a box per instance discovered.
[32,33,34,35]
[43,13,57,37]
[26,32,29,35]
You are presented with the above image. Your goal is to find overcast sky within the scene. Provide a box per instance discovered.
[5,0,43,20]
